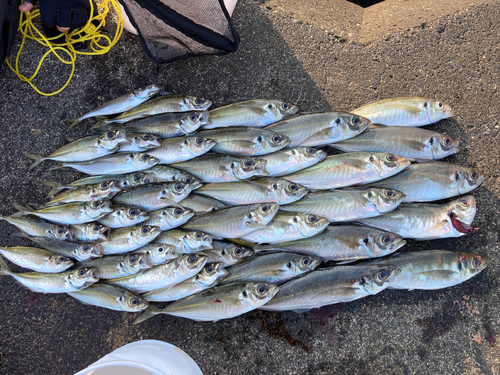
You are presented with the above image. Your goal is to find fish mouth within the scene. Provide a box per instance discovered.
[101,228,112,241]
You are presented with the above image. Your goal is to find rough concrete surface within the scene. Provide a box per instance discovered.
[0,0,499,374]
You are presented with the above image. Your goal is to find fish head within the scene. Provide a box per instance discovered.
[426,100,453,122]
[364,188,405,214]
[132,225,161,243]
[258,131,290,153]
[360,265,399,295]
[184,136,217,156]
[267,101,298,121]
[123,253,149,271]
[292,213,330,237]
[456,252,488,280]
[341,114,371,138]
[144,244,179,264]
[288,254,322,274]
[161,207,194,227]
[197,262,229,287]
[269,179,308,203]
[181,253,208,272]
[73,243,104,261]
[449,195,476,225]
[369,153,410,177]
[83,223,111,241]
[180,111,210,133]
[176,172,201,185]
[48,225,74,241]
[85,200,114,218]
[119,291,149,312]
[185,231,213,251]
[68,267,99,289]
[48,255,74,270]
[456,168,485,195]
[136,84,160,99]
[98,130,129,150]
[293,147,328,166]
[227,244,253,262]
[133,133,162,149]
[132,153,160,169]
[363,230,406,257]
[123,206,149,223]
[185,96,212,111]
[232,157,268,179]
[244,282,280,306]
[432,135,459,159]
[95,180,122,197]
[248,203,279,226]
[121,172,155,189]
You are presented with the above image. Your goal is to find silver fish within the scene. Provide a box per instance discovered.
[145,136,216,164]
[0,246,73,273]
[142,262,229,302]
[369,162,485,202]
[358,195,477,240]
[97,206,149,228]
[135,281,279,323]
[105,253,207,293]
[77,253,150,279]
[351,97,453,126]
[260,147,328,177]
[196,178,308,205]
[182,203,279,239]
[117,133,162,153]
[171,154,268,183]
[368,250,487,290]
[27,236,104,261]
[0,213,73,240]
[179,194,228,214]
[261,264,398,312]
[68,284,149,312]
[200,241,254,267]
[71,223,111,241]
[132,243,179,266]
[240,212,329,244]
[154,230,213,253]
[203,99,298,129]
[331,125,459,159]
[65,85,160,129]
[265,112,370,148]
[0,257,98,293]
[254,226,405,261]
[43,180,121,206]
[282,153,410,190]
[100,225,161,255]
[280,188,405,222]
[143,207,194,231]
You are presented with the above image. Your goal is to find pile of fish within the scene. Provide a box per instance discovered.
[0,85,488,324]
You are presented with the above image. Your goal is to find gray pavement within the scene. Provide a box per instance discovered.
[0,0,499,374]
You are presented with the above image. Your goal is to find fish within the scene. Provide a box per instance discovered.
[99,225,161,255]
[203,99,298,129]
[0,256,98,293]
[196,178,308,205]
[12,200,113,225]
[70,223,111,242]
[42,180,121,206]
[261,264,398,312]
[240,212,329,244]
[26,130,129,170]
[331,125,459,159]
[351,97,453,126]
[142,262,229,302]
[50,153,159,176]
[98,111,210,137]
[0,246,73,273]
[282,153,410,190]
[132,243,179,266]
[265,112,370,148]
[154,230,213,253]
[97,206,149,228]
[170,154,268,183]
[68,284,149,312]
[105,253,207,294]
[179,194,228,214]
[65,84,160,129]
[200,241,254,267]
[222,252,321,285]
[259,147,328,177]
[76,253,150,279]
[134,281,279,323]
[117,133,162,153]
[27,236,104,261]
[367,250,487,290]
[95,94,212,125]
[368,161,485,202]
[112,181,201,211]
[142,207,194,231]
[254,226,405,261]
[280,188,405,222]
[195,127,290,155]
[0,213,73,240]
[145,136,216,164]
[181,203,279,239]
[357,195,477,240]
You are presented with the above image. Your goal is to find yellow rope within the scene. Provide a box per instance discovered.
[6,0,124,96]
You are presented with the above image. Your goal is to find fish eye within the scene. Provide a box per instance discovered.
[287,262,292,268]
[444,137,451,146]
[196,137,204,145]
[369,156,375,162]
[174,208,184,215]
[257,136,263,142]
[378,270,388,280]
[244,159,253,167]
[129,256,137,263]
[367,192,373,199]
[130,298,139,305]
[429,137,434,144]
[141,226,151,233]
[386,155,395,161]
[93,201,101,208]
[58,228,64,234]
[470,171,477,179]
[437,102,443,109]
[101,182,109,188]
[353,117,360,125]
[206,265,214,273]
[130,209,139,216]
[175,183,184,191]
[386,190,394,197]
[195,98,203,104]
[308,215,317,222]
[257,284,267,294]
[82,245,91,252]
[78,269,86,276]
[133,174,143,182]
[272,183,278,189]
[472,257,481,268]
[289,184,298,191]
[185,177,194,184]
[188,255,197,263]
[143,134,152,140]
[268,104,273,109]
[461,199,470,207]
[272,135,280,142]
[382,236,391,244]
[335,118,341,125]
[242,290,248,297]
[93,225,100,231]
[190,113,197,121]
[306,148,316,154]
[423,102,428,108]
[196,232,203,239]
[262,205,268,212]
[106,131,115,139]
[141,154,150,160]
[302,258,310,265]
[58,256,68,262]
[363,238,369,245]
[293,217,298,223]
[235,248,243,255]
[158,247,165,253]
[282,103,289,110]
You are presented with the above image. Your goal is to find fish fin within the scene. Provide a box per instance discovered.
[9,231,25,238]
[27,202,43,210]
[159,90,174,96]
[411,220,449,239]
[0,256,12,276]
[41,181,64,199]
[245,222,269,229]
[11,203,31,217]
[292,308,312,314]
[132,305,167,325]
[64,118,82,130]
[65,136,77,143]
[26,154,45,171]
[159,198,183,208]
[336,260,357,265]
[396,140,429,152]
[47,162,64,172]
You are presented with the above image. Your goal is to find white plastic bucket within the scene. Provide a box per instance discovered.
[74,340,203,375]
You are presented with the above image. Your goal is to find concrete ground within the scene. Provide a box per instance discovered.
[0,0,499,373]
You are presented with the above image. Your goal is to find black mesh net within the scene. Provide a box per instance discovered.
[118,0,239,63]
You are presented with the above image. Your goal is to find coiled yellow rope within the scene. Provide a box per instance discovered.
[6,0,124,96]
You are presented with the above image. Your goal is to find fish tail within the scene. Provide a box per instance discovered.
[11,203,32,217]
[89,118,109,130]
[26,154,45,171]
[47,162,64,172]
[0,256,12,276]
[132,305,167,325]
[64,118,81,130]
[41,181,64,199]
